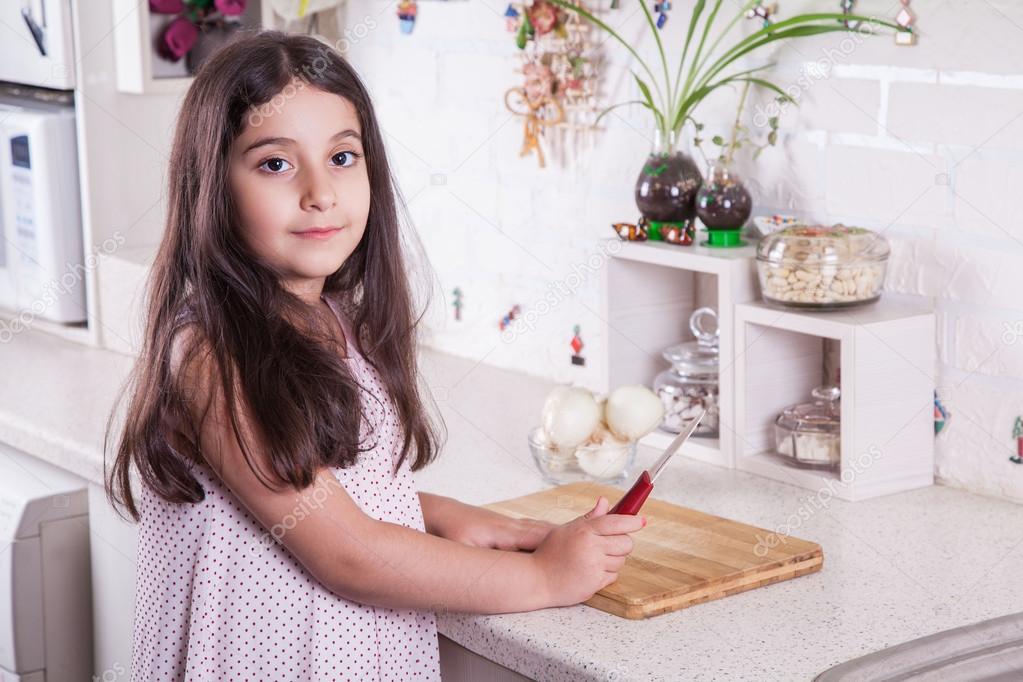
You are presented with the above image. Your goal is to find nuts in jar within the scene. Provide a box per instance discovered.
[756,224,890,309]
[653,307,720,438]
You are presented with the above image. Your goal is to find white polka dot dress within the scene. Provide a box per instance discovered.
[130,293,441,681]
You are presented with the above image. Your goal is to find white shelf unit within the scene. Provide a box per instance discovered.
[733,299,935,501]
[600,238,759,469]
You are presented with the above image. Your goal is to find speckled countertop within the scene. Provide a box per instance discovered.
[4,327,1023,681]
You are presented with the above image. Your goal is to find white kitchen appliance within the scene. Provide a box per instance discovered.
[0,444,92,682]
[0,95,86,324]
[0,1,77,91]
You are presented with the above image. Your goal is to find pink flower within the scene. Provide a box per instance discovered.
[150,0,184,13]
[157,17,198,62]
[215,0,247,16]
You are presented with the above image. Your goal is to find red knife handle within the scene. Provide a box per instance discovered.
[608,470,653,515]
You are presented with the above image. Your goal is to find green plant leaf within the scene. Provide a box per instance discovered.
[670,64,772,131]
[697,13,901,94]
[593,99,650,126]
[711,135,724,145]
[633,72,665,130]
[636,0,673,118]
[674,0,708,118]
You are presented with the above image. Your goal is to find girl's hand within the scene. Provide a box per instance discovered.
[452,506,557,552]
[530,495,645,607]
[419,493,556,551]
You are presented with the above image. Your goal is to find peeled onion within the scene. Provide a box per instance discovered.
[540,386,601,449]
[575,429,630,478]
[604,385,664,441]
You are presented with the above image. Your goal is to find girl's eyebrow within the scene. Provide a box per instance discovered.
[241,129,362,155]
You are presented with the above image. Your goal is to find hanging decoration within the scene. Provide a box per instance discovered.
[1011,416,1023,464]
[842,0,917,44]
[570,324,585,366]
[504,4,520,30]
[397,0,417,33]
[499,304,522,331]
[451,287,463,321]
[933,391,949,435]
[504,0,602,168]
[839,0,859,29]
[894,0,916,45]
[505,63,565,168]
[653,0,671,30]
[746,1,778,28]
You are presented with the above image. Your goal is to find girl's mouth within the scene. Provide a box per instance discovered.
[292,226,344,240]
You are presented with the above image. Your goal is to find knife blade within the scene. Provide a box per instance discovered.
[607,409,706,516]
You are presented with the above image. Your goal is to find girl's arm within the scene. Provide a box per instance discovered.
[419,492,556,551]
[173,329,639,614]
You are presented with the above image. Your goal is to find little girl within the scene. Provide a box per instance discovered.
[106,31,642,681]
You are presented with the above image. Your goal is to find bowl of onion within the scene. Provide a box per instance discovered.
[528,384,664,484]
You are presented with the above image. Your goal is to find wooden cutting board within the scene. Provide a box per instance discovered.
[484,482,823,619]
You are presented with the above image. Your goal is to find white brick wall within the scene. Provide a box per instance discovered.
[343,0,1023,503]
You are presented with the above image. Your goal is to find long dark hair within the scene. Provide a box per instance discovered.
[106,30,444,521]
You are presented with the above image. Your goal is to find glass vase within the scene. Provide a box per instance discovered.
[695,161,752,248]
[634,128,703,242]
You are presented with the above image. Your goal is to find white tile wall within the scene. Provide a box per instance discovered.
[341,0,1023,503]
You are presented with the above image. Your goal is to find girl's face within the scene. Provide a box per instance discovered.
[228,85,370,303]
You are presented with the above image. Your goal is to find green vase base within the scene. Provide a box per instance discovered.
[702,228,745,248]
[646,220,690,241]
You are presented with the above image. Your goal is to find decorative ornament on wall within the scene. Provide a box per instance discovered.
[570,324,585,366]
[1011,416,1023,464]
[451,287,463,321]
[842,0,918,45]
[933,391,949,435]
[893,0,917,45]
[504,0,602,168]
[746,1,778,28]
[839,0,860,29]
[397,0,418,33]
[499,305,522,331]
[653,0,672,30]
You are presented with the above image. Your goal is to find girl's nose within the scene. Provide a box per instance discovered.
[299,168,337,212]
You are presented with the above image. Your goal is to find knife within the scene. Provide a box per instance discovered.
[608,409,706,515]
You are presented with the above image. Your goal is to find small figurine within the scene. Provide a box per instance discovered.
[611,217,649,241]
[660,220,695,245]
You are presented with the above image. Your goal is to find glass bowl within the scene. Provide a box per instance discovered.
[756,223,889,309]
[527,426,636,485]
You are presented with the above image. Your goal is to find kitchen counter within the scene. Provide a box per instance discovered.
[4,326,1023,681]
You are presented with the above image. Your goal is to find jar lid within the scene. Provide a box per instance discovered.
[775,385,841,434]
[662,307,719,376]
[756,223,890,267]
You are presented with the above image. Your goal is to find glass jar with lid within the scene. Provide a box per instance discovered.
[773,385,841,470]
[653,307,720,437]
[756,223,890,309]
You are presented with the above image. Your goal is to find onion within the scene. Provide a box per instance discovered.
[604,385,665,441]
[575,428,630,478]
[541,386,601,449]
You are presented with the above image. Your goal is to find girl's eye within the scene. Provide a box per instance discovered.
[259,157,293,174]
[332,151,361,168]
